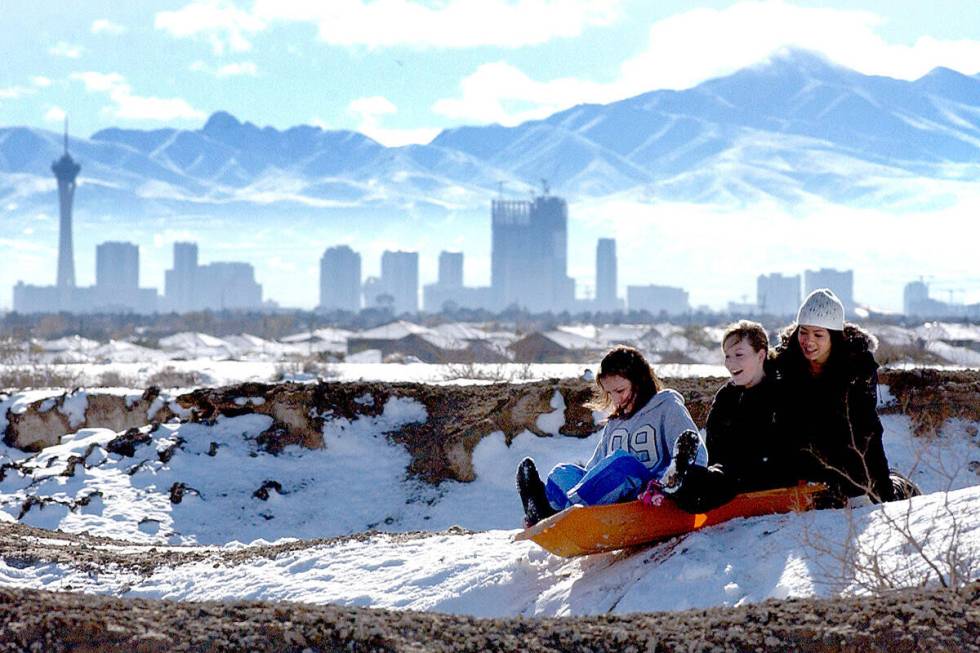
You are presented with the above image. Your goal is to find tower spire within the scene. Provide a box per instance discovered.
[52,114,81,290]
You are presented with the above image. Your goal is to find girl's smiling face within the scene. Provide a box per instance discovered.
[798,325,833,368]
[723,336,766,388]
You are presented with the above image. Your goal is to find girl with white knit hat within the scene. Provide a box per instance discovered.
[772,289,918,505]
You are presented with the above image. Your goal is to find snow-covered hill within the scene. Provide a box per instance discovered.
[0,376,977,617]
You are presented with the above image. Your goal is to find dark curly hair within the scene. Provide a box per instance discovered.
[775,323,848,379]
[589,345,663,418]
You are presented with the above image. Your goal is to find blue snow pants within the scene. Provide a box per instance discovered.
[544,449,652,511]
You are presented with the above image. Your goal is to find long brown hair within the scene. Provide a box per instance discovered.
[588,345,663,418]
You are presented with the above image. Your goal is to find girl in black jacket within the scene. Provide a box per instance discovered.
[672,320,800,513]
[772,289,896,504]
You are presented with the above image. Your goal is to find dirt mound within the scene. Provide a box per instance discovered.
[0,582,976,652]
[3,369,978,485]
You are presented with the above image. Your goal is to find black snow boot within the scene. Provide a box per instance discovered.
[516,457,556,527]
[889,469,922,500]
[661,429,700,495]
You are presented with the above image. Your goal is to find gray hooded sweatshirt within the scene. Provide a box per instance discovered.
[584,389,706,480]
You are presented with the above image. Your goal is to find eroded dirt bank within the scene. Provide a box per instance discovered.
[5,369,977,485]
[0,582,977,652]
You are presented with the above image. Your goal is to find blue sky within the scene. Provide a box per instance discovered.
[2,0,980,312]
[3,0,980,146]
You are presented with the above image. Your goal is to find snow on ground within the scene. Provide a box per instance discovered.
[0,485,977,617]
[1,401,976,545]
[0,377,978,617]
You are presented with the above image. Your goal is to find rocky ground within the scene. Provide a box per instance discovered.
[0,521,978,652]
[0,578,977,652]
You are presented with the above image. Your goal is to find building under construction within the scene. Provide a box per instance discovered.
[491,190,575,312]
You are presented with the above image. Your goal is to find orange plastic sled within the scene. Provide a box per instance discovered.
[513,483,827,557]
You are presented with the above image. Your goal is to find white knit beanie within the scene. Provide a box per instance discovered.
[797,288,844,331]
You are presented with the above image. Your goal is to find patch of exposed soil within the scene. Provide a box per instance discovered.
[0,522,473,577]
[879,368,980,435]
[0,580,976,652]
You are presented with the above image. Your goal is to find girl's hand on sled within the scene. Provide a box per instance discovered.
[639,479,665,507]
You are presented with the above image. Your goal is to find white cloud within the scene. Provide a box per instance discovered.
[91,19,127,35]
[158,0,621,50]
[0,76,57,105]
[44,107,67,123]
[433,61,606,125]
[190,60,259,77]
[216,61,257,77]
[155,1,266,55]
[433,0,980,126]
[349,96,398,120]
[0,85,33,100]
[49,41,84,59]
[71,71,206,122]
[615,1,980,91]
[347,96,439,146]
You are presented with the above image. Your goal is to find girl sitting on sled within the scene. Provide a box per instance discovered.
[516,345,706,526]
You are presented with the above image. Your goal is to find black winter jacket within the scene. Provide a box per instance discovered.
[772,324,894,502]
[705,371,800,493]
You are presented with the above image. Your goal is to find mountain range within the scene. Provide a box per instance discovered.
[2,49,980,219]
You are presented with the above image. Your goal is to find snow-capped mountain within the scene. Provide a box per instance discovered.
[2,49,979,218]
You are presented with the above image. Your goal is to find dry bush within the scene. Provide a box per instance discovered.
[95,370,138,387]
[0,365,83,391]
[441,362,536,382]
[146,366,204,389]
[442,362,509,382]
[801,439,977,594]
[875,341,946,366]
[271,358,337,382]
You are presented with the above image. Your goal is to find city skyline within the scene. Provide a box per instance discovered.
[12,166,974,318]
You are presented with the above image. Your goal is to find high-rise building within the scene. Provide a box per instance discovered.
[163,242,262,312]
[438,251,463,288]
[319,245,361,312]
[903,280,980,319]
[52,119,80,290]
[595,238,618,311]
[491,192,574,312]
[757,273,800,316]
[904,280,932,316]
[805,268,854,310]
[165,242,198,312]
[91,241,157,313]
[194,262,262,310]
[96,242,139,289]
[423,251,493,312]
[626,284,689,316]
[380,250,419,315]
